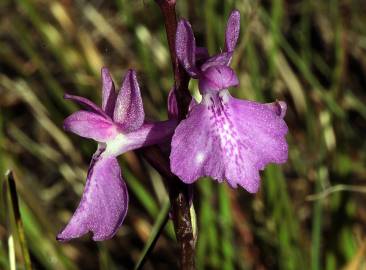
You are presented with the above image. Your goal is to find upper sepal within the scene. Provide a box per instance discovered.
[64,94,109,119]
[63,110,118,142]
[176,20,199,77]
[101,67,117,117]
[113,70,145,131]
[225,10,240,52]
[57,155,128,241]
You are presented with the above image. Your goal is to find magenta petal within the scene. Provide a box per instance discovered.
[167,88,178,119]
[176,20,199,76]
[225,10,240,52]
[113,70,145,131]
[64,94,109,118]
[105,120,178,157]
[57,155,128,241]
[199,65,239,93]
[124,120,178,151]
[170,92,288,193]
[64,110,118,142]
[101,67,117,117]
[265,101,287,119]
[200,52,233,71]
[170,102,229,186]
[228,97,288,186]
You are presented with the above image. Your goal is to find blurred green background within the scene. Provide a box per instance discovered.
[1,0,366,269]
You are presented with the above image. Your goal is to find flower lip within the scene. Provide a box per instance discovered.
[56,155,129,241]
[198,65,239,93]
[170,92,288,193]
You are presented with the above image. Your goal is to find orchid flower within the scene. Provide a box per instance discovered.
[57,68,177,241]
[170,10,288,193]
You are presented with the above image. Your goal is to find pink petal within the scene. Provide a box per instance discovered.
[167,88,178,119]
[170,91,288,193]
[229,96,288,179]
[200,52,233,71]
[176,20,199,77]
[225,10,240,52]
[64,94,109,119]
[104,120,178,157]
[57,155,128,241]
[113,70,145,132]
[101,67,117,117]
[265,101,287,119]
[64,111,118,142]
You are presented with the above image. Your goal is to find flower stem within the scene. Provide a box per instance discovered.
[142,146,195,270]
[155,0,191,120]
[153,1,195,269]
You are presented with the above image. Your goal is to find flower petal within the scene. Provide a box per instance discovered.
[170,101,227,185]
[265,101,287,119]
[113,70,145,131]
[64,110,118,142]
[101,67,117,117]
[168,87,197,119]
[57,155,128,241]
[225,10,240,52]
[170,91,288,193]
[64,94,109,118]
[167,87,178,119]
[176,20,199,76]
[104,119,178,157]
[199,65,239,93]
[200,52,233,71]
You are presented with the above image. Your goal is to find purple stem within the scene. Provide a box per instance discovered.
[153,1,195,269]
[142,146,195,270]
[156,0,192,120]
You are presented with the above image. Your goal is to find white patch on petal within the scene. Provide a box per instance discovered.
[219,89,230,103]
[103,133,130,157]
[195,152,205,164]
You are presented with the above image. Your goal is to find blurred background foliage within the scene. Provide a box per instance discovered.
[0,0,366,269]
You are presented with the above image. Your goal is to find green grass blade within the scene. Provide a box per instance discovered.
[6,171,32,270]
[311,167,327,270]
[134,199,170,270]
[197,179,220,268]
[219,185,234,270]
[122,164,159,217]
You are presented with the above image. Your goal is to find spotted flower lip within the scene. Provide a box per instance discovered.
[171,10,289,193]
[57,68,177,241]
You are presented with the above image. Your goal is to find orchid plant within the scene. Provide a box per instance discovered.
[58,5,288,269]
